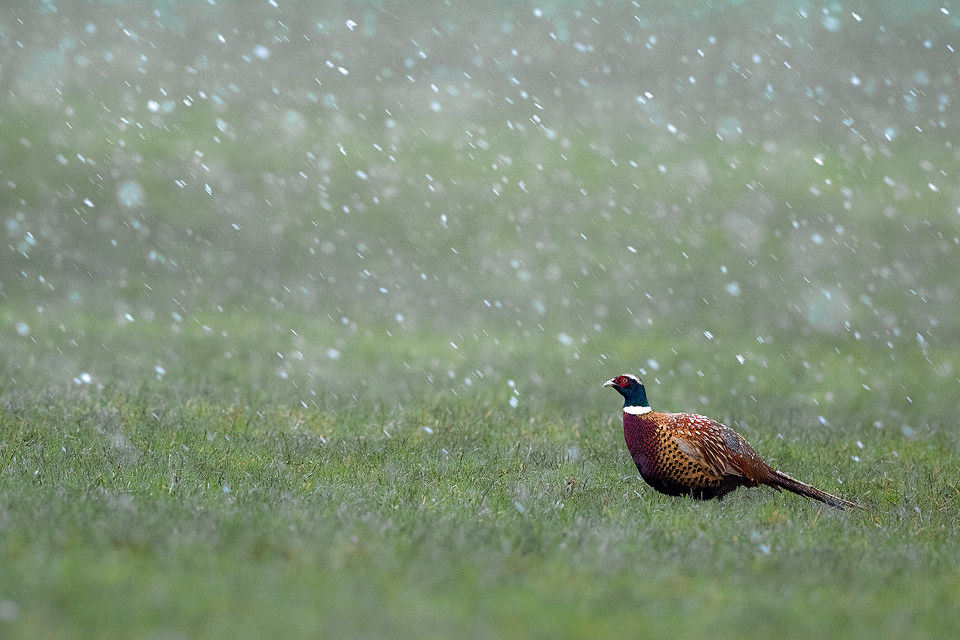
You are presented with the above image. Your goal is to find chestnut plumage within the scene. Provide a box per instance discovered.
[603,374,859,510]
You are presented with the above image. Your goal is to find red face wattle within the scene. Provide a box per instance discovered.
[603,373,643,395]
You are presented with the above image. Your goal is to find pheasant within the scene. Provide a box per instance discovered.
[603,374,859,509]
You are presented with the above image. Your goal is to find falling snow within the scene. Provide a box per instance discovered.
[1,2,957,415]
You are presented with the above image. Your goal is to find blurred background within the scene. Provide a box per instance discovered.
[1,1,958,420]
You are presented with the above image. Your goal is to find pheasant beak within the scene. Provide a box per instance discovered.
[602,378,617,388]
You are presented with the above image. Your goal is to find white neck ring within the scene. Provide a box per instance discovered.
[624,405,652,415]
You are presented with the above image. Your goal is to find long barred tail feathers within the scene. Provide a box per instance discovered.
[769,469,861,510]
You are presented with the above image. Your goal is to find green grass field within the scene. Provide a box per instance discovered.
[2,1,960,638]
[1,325,959,639]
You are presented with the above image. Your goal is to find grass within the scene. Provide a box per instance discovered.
[1,372,959,639]
[3,1,960,637]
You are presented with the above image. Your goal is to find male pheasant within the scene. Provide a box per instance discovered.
[603,374,859,509]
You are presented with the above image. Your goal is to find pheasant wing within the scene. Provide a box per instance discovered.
[668,414,767,483]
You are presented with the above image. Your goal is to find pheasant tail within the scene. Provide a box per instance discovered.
[769,470,860,510]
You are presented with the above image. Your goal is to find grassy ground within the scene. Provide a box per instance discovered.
[1,346,959,639]
[2,1,960,638]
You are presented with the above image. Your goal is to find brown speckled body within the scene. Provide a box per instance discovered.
[624,411,770,500]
